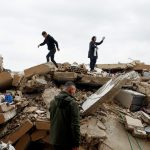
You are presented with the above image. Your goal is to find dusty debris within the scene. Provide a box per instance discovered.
[141,111,150,125]
[82,72,136,115]
[1,60,150,149]
[2,119,33,144]
[115,89,145,111]
[0,103,15,112]
[80,117,107,149]
[0,108,17,124]
[0,141,15,150]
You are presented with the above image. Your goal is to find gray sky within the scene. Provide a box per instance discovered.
[0,0,150,71]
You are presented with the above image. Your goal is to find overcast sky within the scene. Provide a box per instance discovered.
[0,0,150,71]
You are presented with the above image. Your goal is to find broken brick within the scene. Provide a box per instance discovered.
[0,103,15,112]
[2,119,33,144]
[0,108,16,124]
[31,130,47,141]
[35,120,50,130]
[12,74,23,87]
[15,134,30,150]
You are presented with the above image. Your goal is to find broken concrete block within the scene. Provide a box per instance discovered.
[97,120,106,130]
[0,72,13,89]
[12,74,23,87]
[78,75,110,86]
[141,111,150,125]
[82,72,136,115]
[36,120,50,130]
[132,128,147,139]
[115,89,145,112]
[15,134,30,150]
[24,62,55,78]
[53,72,78,81]
[21,76,47,93]
[0,108,16,124]
[0,103,15,112]
[23,106,38,113]
[80,117,107,146]
[31,130,47,141]
[42,88,60,118]
[2,119,33,144]
[125,115,143,131]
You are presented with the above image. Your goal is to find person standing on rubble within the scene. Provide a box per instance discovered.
[49,81,80,150]
[38,31,60,68]
[88,36,105,72]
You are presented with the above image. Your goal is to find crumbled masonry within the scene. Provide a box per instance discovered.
[0,58,150,150]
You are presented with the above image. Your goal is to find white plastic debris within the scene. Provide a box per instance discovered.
[0,141,15,150]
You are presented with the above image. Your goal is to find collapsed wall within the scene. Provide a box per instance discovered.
[0,62,150,150]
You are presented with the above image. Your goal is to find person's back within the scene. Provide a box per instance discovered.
[49,82,80,150]
[43,34,58,50]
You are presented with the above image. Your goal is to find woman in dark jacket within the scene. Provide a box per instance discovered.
[88,36,105,72]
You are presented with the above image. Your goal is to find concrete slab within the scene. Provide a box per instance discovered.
[24,62,55,78]
[82,72,135,115]
[115,89,145,111]
[53,72,78,81]
[2,119,33,144]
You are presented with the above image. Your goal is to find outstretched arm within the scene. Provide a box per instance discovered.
[38,40,46,48]
[96,36,105,45]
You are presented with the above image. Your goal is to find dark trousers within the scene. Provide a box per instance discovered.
[51,145,72,150]
[46,50,58,68]
[90,56,97,71]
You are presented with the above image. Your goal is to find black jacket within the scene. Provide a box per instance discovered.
[49,91,80,147]
[40,34,59,50]
[88,40,103,59]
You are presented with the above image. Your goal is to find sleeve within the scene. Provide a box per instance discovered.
[40,39,46,46]
[95,40,103,45]
[70,100,80,147]
[53,38,59,49]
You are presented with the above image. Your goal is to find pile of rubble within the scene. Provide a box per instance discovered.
[0,57,150,150]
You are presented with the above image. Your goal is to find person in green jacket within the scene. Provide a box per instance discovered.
[49,81,80,150]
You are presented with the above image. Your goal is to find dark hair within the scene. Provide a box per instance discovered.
[42,31,47,36]
[91,36,96,41]
[64,81,76,88]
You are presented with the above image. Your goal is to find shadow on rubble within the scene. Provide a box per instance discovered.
[26,141,51,150]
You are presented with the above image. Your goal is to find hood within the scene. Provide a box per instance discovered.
[55,91,73,108]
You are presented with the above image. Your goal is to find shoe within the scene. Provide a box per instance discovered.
[90,69,97,72]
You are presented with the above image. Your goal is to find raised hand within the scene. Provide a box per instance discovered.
[102,36,105,41]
